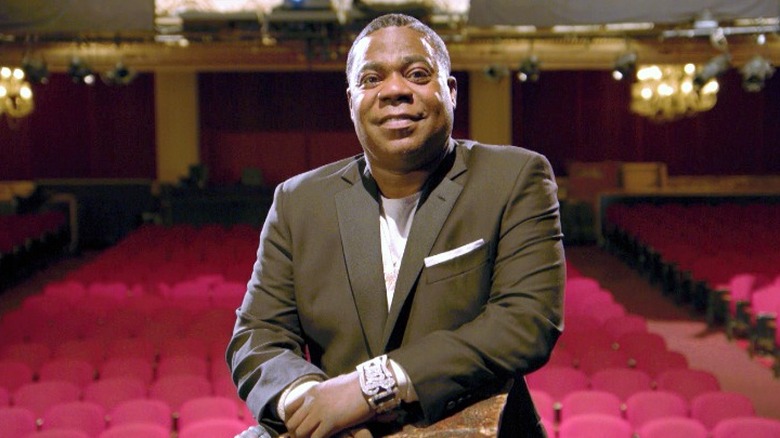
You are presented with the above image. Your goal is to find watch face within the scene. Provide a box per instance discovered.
[358,356,400,413]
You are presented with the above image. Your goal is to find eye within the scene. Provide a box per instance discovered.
[407,68,433,83]
[358,73,381,87]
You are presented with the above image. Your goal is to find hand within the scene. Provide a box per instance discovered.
[284,371,373,438]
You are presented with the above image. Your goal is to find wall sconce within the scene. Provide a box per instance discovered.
[612,51,637,81]
[68,57,96,85]
[517,56,541,82]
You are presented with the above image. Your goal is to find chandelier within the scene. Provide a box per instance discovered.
[630,64,719,122]
[0,66,34,119]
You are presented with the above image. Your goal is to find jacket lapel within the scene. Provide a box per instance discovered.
[382,144,467,346]
[335,161,387,357]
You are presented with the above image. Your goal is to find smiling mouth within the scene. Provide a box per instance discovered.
[379,114,422,129]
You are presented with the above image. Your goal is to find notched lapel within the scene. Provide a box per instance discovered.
[382,145,467,347]
[335,168,387,358]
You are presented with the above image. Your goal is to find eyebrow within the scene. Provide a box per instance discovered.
[357,54,435,75]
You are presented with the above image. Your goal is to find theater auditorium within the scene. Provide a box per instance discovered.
[1,1,780,437]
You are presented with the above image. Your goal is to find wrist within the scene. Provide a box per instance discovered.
[356,355,401,414]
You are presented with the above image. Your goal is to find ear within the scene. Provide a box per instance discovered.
[346,87,355,122]
[447,76,457,109]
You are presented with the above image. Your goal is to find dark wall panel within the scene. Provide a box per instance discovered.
[199,71,470,186]
[513,69,780,176]
[0,74,157,181]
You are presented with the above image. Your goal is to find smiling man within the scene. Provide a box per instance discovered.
[228,13,565,438]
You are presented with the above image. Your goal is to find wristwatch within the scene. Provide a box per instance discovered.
[356,355,401,414]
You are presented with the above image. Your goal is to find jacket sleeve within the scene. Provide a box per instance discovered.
[387,152,565,424]
[226,181,328,429]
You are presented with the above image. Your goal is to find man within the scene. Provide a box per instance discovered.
[228,13,564,438]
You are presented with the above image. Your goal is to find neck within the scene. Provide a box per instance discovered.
[369,139,453,199]
[372,167,429,199]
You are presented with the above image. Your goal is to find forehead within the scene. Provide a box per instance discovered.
[352,26,436,71]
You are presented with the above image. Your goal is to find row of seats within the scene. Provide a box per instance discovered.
[545,414,780,438]
[544,264,780,437]
[560,276,690,377]
[0,224,256,437]
[62,223,259,286]
[0,212,67,254]
[0,396,252,438]
[604,202,780,376]
[0,223,774,436]
[528,366,719,404]
[0,211,69,291]
[531,387,755,431]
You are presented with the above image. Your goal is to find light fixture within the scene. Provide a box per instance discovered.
[431,0,470,26]
[612,51,637,81]
[68,57,96,85]
[0,66,34,118]
[631,63,720,122]
[517,56,540,83]
[21,55,49,85]
[740,55,775,92]
[693,53,730,89]
[330,0,353,25]
[483,65,509,81]
[102,61,138,86]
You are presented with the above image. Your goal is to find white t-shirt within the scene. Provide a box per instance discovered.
[379,191,421,309]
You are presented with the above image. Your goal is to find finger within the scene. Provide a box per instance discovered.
[285,399,308,433]
[285,392,307,420]
[352,428,373,438]
[290,414,321,438]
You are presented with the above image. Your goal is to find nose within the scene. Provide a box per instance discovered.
[379,72,412,104]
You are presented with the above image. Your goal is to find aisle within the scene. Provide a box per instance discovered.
[565,245,780,419]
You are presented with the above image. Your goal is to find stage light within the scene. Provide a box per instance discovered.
[517,56,540,83]
[68,57,95,85]
[103,61,138,86]
[740,55,775,92]
[22,56,49,85]
[693,53,730,89]
[612,51,637,81]
[483,65,509,81]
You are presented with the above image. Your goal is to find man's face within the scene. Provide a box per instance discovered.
[347,26,457,174]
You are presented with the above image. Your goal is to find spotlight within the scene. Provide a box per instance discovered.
[612,51,637,81]
[740,55,775,92]
[693,53,730,89]
[517,56,541,83]
[21,56,49,85]
[709,27,728,51]
[102,61,137,86]
[67,57,95,85]
[483,65,509,81]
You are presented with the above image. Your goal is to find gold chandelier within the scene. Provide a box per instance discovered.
[0,66,34,118]
[630,64,719,122]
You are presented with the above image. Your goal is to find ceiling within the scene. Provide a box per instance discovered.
[0,0,778,73]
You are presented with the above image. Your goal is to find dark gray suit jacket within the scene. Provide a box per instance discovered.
[227,139,565,436]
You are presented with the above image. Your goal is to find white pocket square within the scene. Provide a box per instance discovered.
[424,239,485,268]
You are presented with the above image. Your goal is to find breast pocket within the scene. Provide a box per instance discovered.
[425,241,491,284]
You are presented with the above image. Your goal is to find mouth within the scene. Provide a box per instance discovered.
[378,113,423,129]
